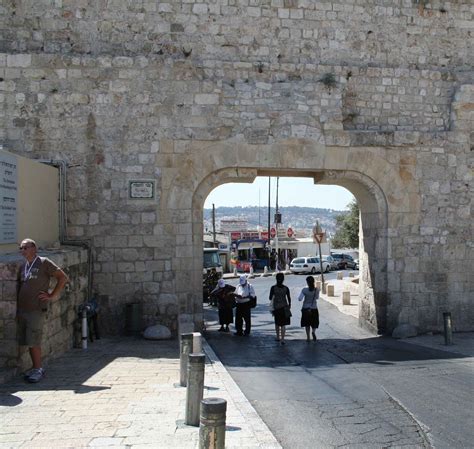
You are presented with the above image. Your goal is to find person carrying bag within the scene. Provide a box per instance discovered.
[269,273,291,345]
[234,275,256,336]
[298,276,319,342]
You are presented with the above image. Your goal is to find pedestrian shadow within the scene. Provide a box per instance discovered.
[0,393,22,406]
[208,333,471,369]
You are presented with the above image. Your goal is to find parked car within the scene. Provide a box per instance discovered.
[322,255,338,271]
[290,257,330,274]
[331,253,358,270]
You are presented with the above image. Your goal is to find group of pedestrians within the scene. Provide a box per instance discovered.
[210,273,320,344]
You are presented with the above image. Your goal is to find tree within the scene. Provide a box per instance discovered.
[331,200,359,248]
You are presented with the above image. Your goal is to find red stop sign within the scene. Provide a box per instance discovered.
[287,227,294,238]
[270,227,276,238]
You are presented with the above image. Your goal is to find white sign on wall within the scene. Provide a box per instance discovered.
[0,152,18,244]
[129,180,155,199]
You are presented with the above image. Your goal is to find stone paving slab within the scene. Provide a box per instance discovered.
[0,337,281,449]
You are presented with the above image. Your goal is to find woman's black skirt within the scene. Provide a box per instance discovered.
[218,307,233,325]
[300,308,319,328]
[273,307,290,326]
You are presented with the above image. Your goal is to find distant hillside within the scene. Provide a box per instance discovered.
[203,206,346,237]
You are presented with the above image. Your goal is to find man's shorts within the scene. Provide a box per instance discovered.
[17,311,45,347]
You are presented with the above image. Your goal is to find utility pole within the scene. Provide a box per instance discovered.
[267,177,271,268]
[212,203,216,247]
[275,177,280,271]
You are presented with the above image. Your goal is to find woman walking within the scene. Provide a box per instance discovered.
[298,276,319,342]
[269,273,291,345]
[210,279,235,332]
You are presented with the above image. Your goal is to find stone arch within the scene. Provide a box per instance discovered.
[165,139,418,334]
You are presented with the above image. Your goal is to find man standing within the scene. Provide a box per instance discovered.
[234,275,256,336]
[17,238,68,383]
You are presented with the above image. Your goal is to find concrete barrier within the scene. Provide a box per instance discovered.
[337,272,343,280]
[327,284,334,296]
[342,291,351,305]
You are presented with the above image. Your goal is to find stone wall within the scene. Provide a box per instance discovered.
[0,247,89,378]
[0,1,472,336]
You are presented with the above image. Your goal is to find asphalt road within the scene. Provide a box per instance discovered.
[205,273,474,449]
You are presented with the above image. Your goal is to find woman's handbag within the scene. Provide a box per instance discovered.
[284,306,292,319]
[249,296,257,308]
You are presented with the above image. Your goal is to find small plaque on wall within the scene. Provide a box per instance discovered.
[129,180,155,199]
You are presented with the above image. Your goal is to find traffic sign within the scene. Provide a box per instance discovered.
[314,233,324,244]
[270,227,276,238]
[287,227,294,238]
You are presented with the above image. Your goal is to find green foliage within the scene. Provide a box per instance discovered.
[331,200,359,249]
[319,73,337,89]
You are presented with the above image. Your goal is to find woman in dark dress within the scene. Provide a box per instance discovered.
[269,273,291,345]
[298,276,319,342]
[210,279,235,332]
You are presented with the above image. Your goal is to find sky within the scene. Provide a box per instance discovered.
[204,177,354,211]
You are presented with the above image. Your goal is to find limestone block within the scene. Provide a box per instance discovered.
[327,284,334,296]
[337,272,343,280]
[349,272,355,278]
[7,54,31,67]
[392,323,418,339]
[342,291,351,305]
[143,324,172,340]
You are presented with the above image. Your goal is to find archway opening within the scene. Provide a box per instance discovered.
[194,170,388,335]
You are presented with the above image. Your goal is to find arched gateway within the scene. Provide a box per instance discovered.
[167,140,411,335]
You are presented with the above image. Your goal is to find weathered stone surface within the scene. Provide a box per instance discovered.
[392,324,418,339]
[143,324,172,340]
[0,1,472,337]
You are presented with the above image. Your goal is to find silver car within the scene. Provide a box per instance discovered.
[322,255,338,271]
[290,257,330,274]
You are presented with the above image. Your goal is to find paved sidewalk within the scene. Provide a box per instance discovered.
[0,337,281,449]
[318,273,360,319]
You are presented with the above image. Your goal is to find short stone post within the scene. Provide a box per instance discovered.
[193,332,202,353]
[316,280,321,290]
[443,312,453,345]
[180,333,194,387]
[337,272,343,280]
[342,291,351,305]
[263,266,268,275]
[327,284,334,296]
[349,272,355,278]
[199,398,227,449]
[185,353,206,426]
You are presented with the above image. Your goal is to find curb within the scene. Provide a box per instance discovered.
[202,338,282,449]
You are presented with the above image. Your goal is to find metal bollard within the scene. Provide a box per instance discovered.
[443,312,453,345]
[180,333,194,386]
[81,307,88,350]
[185,353,206,426]
[199,398,227,449]
[193,332,202,353]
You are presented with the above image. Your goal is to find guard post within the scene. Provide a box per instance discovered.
[180,333,194,386]
[443,312,453,345]
[185,352,206,426]
[199,398,227,449]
